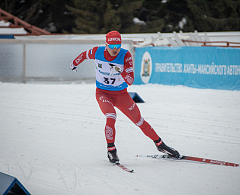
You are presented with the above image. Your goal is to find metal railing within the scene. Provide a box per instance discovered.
[0,8,50,35]
[182,40,240,48]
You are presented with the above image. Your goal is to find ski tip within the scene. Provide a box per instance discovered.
[126,168,134,173]
[115,162,134,173]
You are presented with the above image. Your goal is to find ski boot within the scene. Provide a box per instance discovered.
[154,138,180,158]
[107,143,119,163]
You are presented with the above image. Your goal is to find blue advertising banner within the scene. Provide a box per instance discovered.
[134,46,240,90]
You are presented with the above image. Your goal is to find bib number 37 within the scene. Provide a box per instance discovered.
[104,77,116,84]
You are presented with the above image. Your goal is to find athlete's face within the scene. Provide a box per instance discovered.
[106,43,121,56]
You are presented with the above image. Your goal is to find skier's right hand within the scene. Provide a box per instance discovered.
[70,62,77,72]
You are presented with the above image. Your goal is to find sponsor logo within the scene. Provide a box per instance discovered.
[109,63,121,76]
[105,126,114,140]
[128,102,136,111]
[125,57,132,62]
[135,117,144,127]
[100,96,114,106]
[108,37,121,42]
[125,75,133,85]
[210,160,225,165]
[103,99,113,106]
[98,63,102,68]
[75,54,83,64]
[140,51,152,83]
[125,67,133,73]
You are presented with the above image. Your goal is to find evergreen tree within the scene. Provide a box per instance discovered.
[134,0,165,32]
[66,0,143,34]
[0,0,74,33]
[186,0,240,32]
[138,0,240,33]
[1,0,239,33]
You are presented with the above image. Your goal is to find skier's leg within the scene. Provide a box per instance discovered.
[115,89,159,141]
[96,89,119,163]
[116,89,180,157]
[96,89,116,144]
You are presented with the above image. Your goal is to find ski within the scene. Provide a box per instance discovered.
[135,155,239,167]
[114,162,134,173]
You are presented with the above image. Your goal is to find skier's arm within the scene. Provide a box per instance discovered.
[121,51,134,85]
[70,47,98,71]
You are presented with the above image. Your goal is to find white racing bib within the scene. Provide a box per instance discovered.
[95,47,128,91]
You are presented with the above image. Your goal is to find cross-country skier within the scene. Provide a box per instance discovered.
[70,30,180,163]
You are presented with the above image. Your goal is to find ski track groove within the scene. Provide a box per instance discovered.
[0,106,104,124]
[142,169,178,195]
[116,110,240,144]
[143,111,240,129]
[1,83,240,195]
[2,94,239,144]
[115,173,146,195]
[58,169,70,191]
[116,118,240,144]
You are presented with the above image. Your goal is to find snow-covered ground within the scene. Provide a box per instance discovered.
[0,82,240,195]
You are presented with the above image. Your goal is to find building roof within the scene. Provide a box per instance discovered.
[0,8,51,35]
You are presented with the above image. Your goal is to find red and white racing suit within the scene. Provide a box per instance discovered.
[72,46,160,145]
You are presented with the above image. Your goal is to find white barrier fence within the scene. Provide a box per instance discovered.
[1,31,239,83]
[0,39,134,83]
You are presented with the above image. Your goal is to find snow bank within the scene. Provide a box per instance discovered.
[0,82,240,195]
